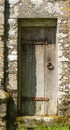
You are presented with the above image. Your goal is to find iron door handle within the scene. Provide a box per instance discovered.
[47,61,54,70]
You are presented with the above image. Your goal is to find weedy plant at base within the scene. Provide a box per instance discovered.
[17,125,70,130]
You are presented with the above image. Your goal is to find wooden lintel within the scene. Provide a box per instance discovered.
[18,18,57,27]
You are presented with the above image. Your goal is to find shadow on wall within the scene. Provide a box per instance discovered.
[4,0,10,90]
[4,1,17,130]
[6,96,17,130]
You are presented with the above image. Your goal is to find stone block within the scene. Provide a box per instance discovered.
[0,103,6,117]
[0,0,4,5]
[0,89,9,102]
[0,127,6,130]
[0,5,4,12]
[8,74,17,90]
[0,13,4,24]
[0,28,4,35]
[58,110,64,117]
[8,54,17,61]
[0,118,6,127]
[0,42,4,48]
[9,0,20,5]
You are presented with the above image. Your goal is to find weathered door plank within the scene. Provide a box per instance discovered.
[35,44,45,115]
[44,44,57,115]
[21,44,34,115]
[21,44,45,115]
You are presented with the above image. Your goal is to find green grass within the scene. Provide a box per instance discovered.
[35,125,70,130]
[17,125,70,130]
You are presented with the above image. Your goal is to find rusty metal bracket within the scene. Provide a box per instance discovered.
[21,96,49,101]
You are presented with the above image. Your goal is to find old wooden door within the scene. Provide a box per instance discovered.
[20,27,57,116]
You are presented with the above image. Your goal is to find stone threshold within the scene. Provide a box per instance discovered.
[16,116,59,128]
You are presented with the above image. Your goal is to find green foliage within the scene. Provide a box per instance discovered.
[17,125,70,130]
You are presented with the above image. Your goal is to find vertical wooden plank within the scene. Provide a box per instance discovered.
[21,45,32,96]
[35,44,45,115]
[44,28,56,44]
[50,28,56,44]
[21,44,45,115]
[30,45,36,115]
[21,44,33,115]
[35,45,44,97]
[44,44,57,115]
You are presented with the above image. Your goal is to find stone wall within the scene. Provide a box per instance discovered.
[0,0,4,86]
[0,90,8,130]
[7,0,70,117]
[0,0,7,130]
[0,0,70,129]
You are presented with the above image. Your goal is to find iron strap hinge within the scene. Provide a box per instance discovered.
[21,96,49,101]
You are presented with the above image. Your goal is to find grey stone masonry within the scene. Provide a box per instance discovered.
[0,0,4,86]
[0,89,9,130]
[0,0,7,130]
[0,0,70,129]
[7,0,70,118]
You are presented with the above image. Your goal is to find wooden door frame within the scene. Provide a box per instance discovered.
[18,18,57,115]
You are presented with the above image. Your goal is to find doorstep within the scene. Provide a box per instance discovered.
[16,116,59,128]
